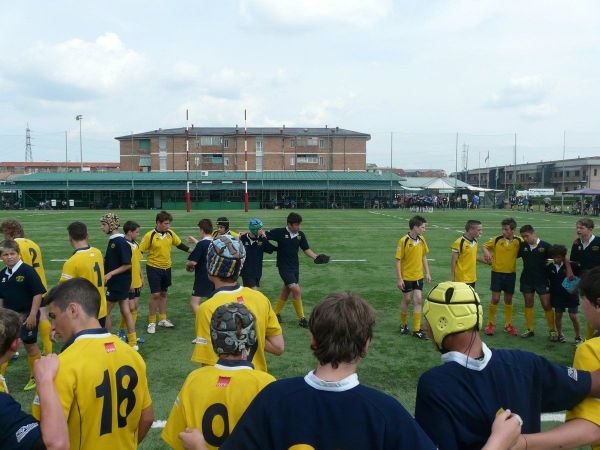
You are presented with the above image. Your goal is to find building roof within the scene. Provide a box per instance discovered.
[0,162,119,168]
[115,127,370,140]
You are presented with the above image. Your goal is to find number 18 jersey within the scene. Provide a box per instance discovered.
[33,330,152,450]
[60,246,107,319]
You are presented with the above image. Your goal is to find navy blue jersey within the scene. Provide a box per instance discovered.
[221,375,435,450]
[104,234,132,289]
[415,346,591,450]
[240,234,276,280]
[0,262,45,313]
[189,238,213,292]
[0,392,42,449]
[519,239,552,284]
[265,228,309,270]
[570,235,600,272]
[548,262,579,304]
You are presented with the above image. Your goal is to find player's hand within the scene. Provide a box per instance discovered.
[25,313,37,330]
[397,279,405,290]
[258,229,266,238]
[488,409,522,450]
[425,273,432,283]
[314,254,330,264]
[178,428,208,450]
[187,236,199,244]
[33,354,59,384]
[186,261,197,272]
[104,273,112,282]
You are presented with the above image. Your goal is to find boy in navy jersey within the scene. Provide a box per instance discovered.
[548,245,581,344]
[0,240,45,390]
[186,219,214,315]
[100,213,137,349]
[240,218,276,290]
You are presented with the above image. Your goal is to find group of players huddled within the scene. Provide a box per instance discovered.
[2,211,600,449]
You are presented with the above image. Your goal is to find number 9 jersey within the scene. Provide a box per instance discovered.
[59,246,107,319]
[32,330,152,450]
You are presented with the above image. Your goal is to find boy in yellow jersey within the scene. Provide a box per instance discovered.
[1,219,53,355]
[482,218,522,337]
[139,211,191,334]
[450,219,484,287]
[118,221,144,344]
[395,215,432,339]
[163,303,275,450]
[59,221,107,326]
[33,278,154,450]
[211,217,239,239]
[192,235,284,372]
[0,240,45,391]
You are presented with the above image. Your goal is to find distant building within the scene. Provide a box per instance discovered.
[452,156,600,192]
[115,127,370,172]
[0,162,119,180]
[366,164,446,178]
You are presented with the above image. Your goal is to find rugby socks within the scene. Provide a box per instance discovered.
[119,314,126,331]
[544,310,556,331]
[131,310,138,327]
[587,322,596,340]
[525,307,534,331]
[38,319,53,355]
[27,354,40,377]
[274,299,286,315]
[127,332,137,347]
[412,312,422,332]
[488,304,497,326]
[159,313,167,322]
[0,361,7,376]
[292,299,305,320]
[504,304,513,327]
[148,314,156,325]
[400,311,408,326]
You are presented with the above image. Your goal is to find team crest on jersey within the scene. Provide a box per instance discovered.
[216,376,231,387]
[16,275,25,283]
[593,246,600,251]
[236,296,245,304]
[104,342,116,353]
[297,236,301,240]
[539,248,545,253]
[257,242,263,247]
[567,367,578,381]
[111,243,116,249]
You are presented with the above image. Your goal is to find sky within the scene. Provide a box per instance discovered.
[2,0,600,173]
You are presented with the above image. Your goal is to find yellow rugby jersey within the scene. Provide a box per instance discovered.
[0,374,7,393]
[15,237,47,290]
[192,285,282,373]
[128,240,142,289]
[32,331,152,450]
[139,229,182,269]
[162,362,275,450]
[566,337,600,449]
[210,230,239,239]
[395,234,429,281]
[60,246,107,319]
[483,235,522,274]
[450,235,478,283]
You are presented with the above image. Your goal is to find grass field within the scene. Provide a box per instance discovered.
[3,208,593,449]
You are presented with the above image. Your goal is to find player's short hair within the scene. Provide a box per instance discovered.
[198,219,213,234]
[549,244,567,258]
[309,292,375,369]
[287,212,302,225]
[0,307,21,356]
[206,235,246,282]
[577,218,595,229]
[501,218,517,230]
[67,221,88,241]
[46,278,100,319]
[409,215,427,229]
[210,303,257,356]
[123,220,140,234]
[519,224,535,234]
[0,239,19,255]
[216,217,230,229]
[465,220,481,232]
[0,219,24,238]
[580,267,600,305]
[156,211,173,223]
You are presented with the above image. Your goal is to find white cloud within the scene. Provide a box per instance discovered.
[521,103,559,120]
[485,76,547,109]
[240,0,392,29]
[299,95,355,126]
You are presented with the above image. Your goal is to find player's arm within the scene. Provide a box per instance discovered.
[178,428,208,450]
[303,248,318,259]
[26,293,43,330]
[265,333,284,355]
[172,231,192,254]
[514,419,600,450]
[34,355,69,450]
[105,263,132,282]
[422,255,432,283]
[395,258,404,290]
[481,409,521,450]
[450,251,458,281]
[138,405,154,443]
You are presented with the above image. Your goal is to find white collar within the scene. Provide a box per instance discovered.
[441,342,492,371]
[286,227,299,238]
[582,234,596,249]
[304,370,359,392]
[202,236,213,241]
[5,260,23,278]
[109,233,124,240]
[214,363,253,371]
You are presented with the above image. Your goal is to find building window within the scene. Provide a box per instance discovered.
[319,156,324,166]
[203,154,223,164]
[256,137,264,155]
[200,136,222,146]
[290,157,295,166]
[159,136,167,171]
[297,154,318,164]
[256,155,263,172]
[319,139,325,149]
[290,139,295,148]
[566,171,570,177]
[223,139,229,149]
[595,169,598,177]
[575,170,580,176]
[139,139,151,153]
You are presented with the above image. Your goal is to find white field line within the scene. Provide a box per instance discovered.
[263,259,366,262]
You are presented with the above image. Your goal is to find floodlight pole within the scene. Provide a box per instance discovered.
[65,131,69,207]
[75,115,83,170]
[185,110,191,213]
[561,130,566,213]
[244,109,249,212]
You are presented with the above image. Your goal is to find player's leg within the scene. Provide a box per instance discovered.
[539,291,557,339]
[502,273,517,335]
[37,306,52,355]
[569,308,582,343]
[274,269,292,319]
[119,299,138,349]
[486,291,501,335]
[23,339,40,391]
[105,300,116,331]
[157,268,174,328]
[411,283,427,339]
[555,309,564,342]
[146,266,160,333]
[521,290,535,337]
[399,288,412,334]
[289,282,307,327]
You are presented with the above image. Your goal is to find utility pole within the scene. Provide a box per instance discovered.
[75,115,83,170]
[25,124,33,163]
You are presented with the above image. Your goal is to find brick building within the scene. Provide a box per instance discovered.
[116,127,370,172]
[0,162,119,180]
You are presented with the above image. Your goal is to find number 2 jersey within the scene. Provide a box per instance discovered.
[32,329,152,450]
[162,360,275,450]
[60,246,107,319]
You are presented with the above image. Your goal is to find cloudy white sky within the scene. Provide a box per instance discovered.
[2,0,600,172]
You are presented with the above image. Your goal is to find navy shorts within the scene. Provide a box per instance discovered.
[402,279,424,293]
[147,266,172,293]
[490,272,516,294]
[192,280,215,298]
[551,293,579,313]
[278,268,299,286]
[128,288,141,300]
[19,312,39,345]
[520,281,549,295]
[242,275,261,288]
[106,287,129,303]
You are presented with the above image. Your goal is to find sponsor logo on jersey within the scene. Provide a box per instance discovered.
[567,367,578,381]
[236,296,245,304]
[216,376,231,388]
[104,342,116,353]
[16,422,39,443]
